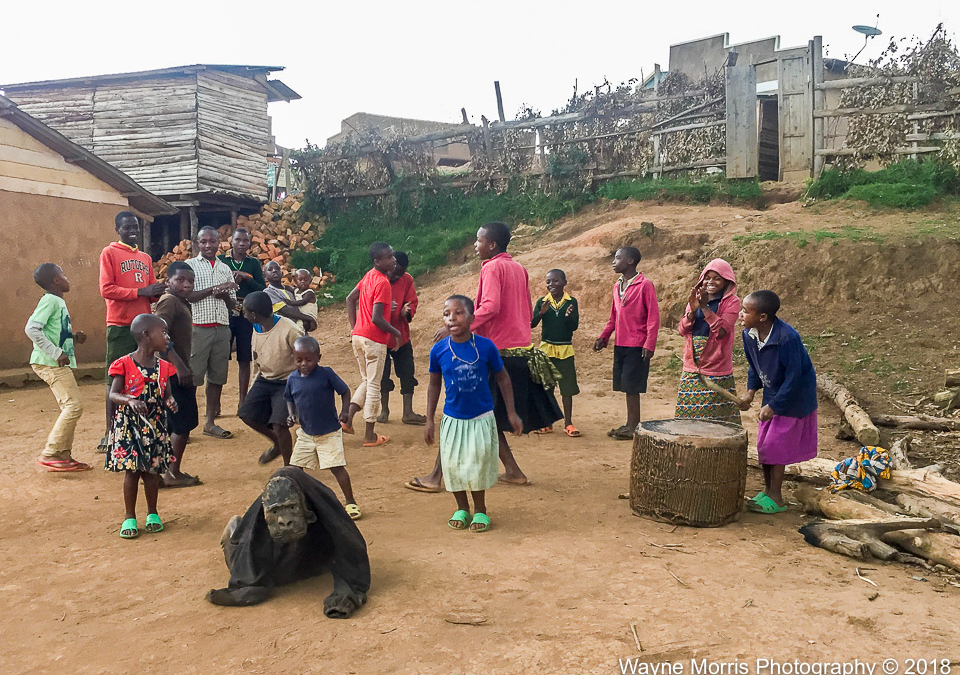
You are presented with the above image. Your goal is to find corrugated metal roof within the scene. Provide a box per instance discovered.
[0,95,176,216]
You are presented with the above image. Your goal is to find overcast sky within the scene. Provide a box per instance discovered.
[2,1,957,149]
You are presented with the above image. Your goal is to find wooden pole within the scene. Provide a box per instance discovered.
[812,35,825,178]
[816,373,880,446]
[461,108,469,125]
[143,218,152,259]
[162,218,171,255]
[481,115,493,161]
[179,209,189,242]
[189,206,199,257]
[494,81,505,123]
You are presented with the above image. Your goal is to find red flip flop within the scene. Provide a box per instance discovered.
[362,434,390,447]
[37,458,93,472]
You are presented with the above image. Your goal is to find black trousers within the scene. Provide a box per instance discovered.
[380,340,418,395]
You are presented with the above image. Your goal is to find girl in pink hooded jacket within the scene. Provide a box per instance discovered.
[675,258,741,423]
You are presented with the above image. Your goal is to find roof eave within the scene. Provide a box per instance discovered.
[0,96,176,216]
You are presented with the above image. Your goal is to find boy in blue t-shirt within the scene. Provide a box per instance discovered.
[25,263,92,472]
[424,295,522,533]
[284,335,360,520]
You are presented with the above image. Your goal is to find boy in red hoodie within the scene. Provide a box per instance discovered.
[593,246,660,440]
[98,212,166,450]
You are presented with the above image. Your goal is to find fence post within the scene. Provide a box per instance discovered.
[812,35,825,178]
[494,81,506,123]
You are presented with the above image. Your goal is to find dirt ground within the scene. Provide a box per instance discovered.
[3,200,960,674]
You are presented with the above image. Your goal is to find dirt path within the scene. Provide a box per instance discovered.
[3,201,959,674]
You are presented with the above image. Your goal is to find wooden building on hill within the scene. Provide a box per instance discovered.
[1,65,300,258]
[0,95,174,373]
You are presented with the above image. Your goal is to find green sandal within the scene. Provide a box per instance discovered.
[448,510,469,530]
[144,513,164,533]
[120,518,139,539]
[470,512,491,533]
[747,491,767,504]
[747,493,787,514]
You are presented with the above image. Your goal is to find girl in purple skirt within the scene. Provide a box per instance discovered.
[738,290,817,513]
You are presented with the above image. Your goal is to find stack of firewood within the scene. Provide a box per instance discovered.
[154,194,335,289]
[934,370,960,410]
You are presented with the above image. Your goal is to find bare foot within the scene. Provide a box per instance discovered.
[498,472,529,486]
[404,476,442,493]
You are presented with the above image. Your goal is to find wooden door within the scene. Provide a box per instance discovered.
[777,44,814,181]
[725,63,758,179]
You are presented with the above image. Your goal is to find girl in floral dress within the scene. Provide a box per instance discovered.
[106,314,178,539]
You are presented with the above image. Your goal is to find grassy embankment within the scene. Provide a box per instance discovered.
[291,177,763,304]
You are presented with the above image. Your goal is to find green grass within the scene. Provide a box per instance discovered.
[598,176,762,205]
[291,184,595,304]
[732,225,884,248]
[293,174,764,305]
[805,159,960,208]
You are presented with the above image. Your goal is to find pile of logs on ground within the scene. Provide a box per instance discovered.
[934,369,960,410]
[154,193,334,289]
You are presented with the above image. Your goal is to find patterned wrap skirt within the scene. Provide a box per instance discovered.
[439,412,499,492]
[675,337,742,424]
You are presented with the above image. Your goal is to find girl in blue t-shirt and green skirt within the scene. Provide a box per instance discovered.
[425,295,522,532]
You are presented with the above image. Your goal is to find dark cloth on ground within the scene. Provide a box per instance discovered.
[613,345,649,395]
[167,374,199,435]
[492,355,562,434]
[239,376,289,427]
[380,340,418,395]
[229,314,254,363]
[207,467,370,615]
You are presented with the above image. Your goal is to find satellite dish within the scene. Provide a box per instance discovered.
[852,25,882,37]
[850,23,883,63]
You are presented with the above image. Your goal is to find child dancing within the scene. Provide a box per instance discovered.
[531,269,581,436]
[739,290,818,513]
[424,295,522,532]
[676,258,741,423]
[105,314,178,538]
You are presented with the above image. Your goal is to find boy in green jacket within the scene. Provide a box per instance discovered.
[531,269,580,437]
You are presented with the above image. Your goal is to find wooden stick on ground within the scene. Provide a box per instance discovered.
[895,494,960,532]
[880,529,960,571]
[799,517,939,563]
[817,373,880,446]
[874,414,960,432]
[888,435,913,470]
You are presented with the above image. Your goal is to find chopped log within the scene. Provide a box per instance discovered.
[880,529,960,571]
[841,490,903,516]
[895,494,960,533]
[817,373,880,446]
[946,369,960,388]
[888,436,913,470]
[795,483,889,520]
[748,449,960,507]
[874,414,960,432]
[800,517,939,562]
[934,389,960,410]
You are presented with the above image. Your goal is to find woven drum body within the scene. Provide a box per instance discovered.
[630,419,748,527]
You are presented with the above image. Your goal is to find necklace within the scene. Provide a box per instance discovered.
[447,335,480,365]
[227,254,246,271]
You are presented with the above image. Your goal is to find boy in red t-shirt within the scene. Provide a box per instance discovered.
[344,242,401,446]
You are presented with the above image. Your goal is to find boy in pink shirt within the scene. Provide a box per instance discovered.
[593,247,660,440]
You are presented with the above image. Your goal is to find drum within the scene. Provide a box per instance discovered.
[630,418,748,527]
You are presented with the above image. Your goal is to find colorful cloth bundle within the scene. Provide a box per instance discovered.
[830,446,892,492]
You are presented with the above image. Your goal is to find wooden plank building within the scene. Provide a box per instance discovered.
[0,95,174,372]
[1,65,300,258]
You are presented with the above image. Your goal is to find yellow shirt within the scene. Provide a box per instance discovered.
[537,292,575,360]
